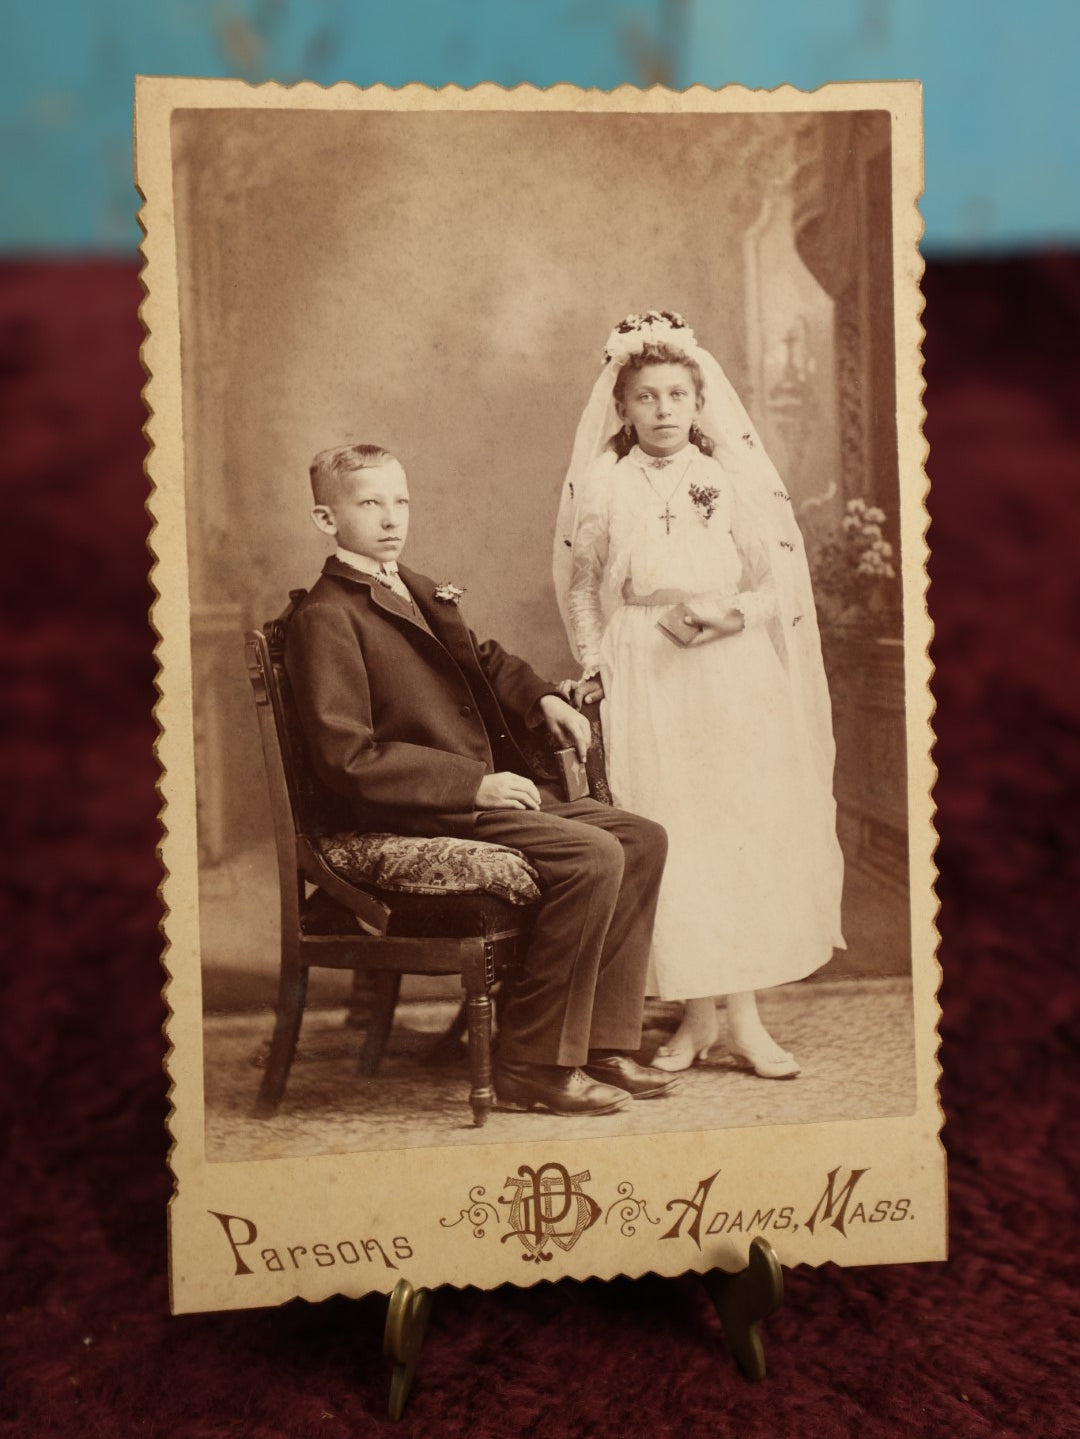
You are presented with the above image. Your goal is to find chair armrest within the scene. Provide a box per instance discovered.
[297,837,392,936]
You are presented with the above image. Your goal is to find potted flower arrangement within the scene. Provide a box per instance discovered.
[811,499,908,872]
[812,497,902,641]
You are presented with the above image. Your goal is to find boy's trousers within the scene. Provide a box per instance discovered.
[446,793,667,1067]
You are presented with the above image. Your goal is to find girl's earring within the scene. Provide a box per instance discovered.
[623,423,634,440]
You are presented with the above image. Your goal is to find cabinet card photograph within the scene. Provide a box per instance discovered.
[138,78,945,1315]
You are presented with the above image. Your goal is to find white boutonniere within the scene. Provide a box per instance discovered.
[433,582,466,605]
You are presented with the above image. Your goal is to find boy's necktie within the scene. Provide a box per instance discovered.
[377,565,439,637]
[377,562,414,605]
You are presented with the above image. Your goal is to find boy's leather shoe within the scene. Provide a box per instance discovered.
[494,1060,630,1116]
[583,1052,679,1099]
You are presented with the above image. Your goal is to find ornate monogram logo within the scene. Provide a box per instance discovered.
[498,1163,601,1263]
[440,1168,656,1259]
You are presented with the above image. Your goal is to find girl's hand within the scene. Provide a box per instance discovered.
[681,606,745,639]
[572,676,605,708]
[556,677,605,708]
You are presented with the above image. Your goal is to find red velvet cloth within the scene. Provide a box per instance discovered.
[1,258,1077,1437]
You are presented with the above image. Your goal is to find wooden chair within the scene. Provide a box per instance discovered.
[244,591,608,1127]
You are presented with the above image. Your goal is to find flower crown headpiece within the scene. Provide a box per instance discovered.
[602,309,698,366]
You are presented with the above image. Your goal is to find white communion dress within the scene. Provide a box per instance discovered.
[567,443,845,1000]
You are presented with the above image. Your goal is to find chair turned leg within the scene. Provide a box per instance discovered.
[420,997,469,1066]
[344,969,377,1029]
[356,972,401,1076]
[255,966,308,1117]
[464,990,495,1126]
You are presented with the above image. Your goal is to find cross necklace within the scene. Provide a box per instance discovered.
[639,455,686,535]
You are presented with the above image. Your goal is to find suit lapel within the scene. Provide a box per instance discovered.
[323,556,436,641]
[398,564,479,672]
[324,558,534,773]
[322,557,487,697]
[402,568,521,747]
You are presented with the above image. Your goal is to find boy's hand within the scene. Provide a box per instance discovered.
[539,694,592,764]
[475,772,542,811]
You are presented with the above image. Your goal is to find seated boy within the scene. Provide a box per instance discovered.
[284,442,674,1116]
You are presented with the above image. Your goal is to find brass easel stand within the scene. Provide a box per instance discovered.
[699,1235,785,1380]
[383,1279,433,1421]
[382,1237,784,1418]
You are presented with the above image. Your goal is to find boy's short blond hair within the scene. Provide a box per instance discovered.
[309,443,398,506]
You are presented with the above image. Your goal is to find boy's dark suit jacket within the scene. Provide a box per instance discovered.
[284,555,559,834]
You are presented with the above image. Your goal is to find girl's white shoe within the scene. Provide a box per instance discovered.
[651,1011,719,1072]
[728,1039,800,1080]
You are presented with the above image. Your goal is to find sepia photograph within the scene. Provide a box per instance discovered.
[139,79,944,1311]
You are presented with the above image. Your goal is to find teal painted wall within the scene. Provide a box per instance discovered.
[2,0,1076,253]
[2,0,679,250]
[685,0,1080,253]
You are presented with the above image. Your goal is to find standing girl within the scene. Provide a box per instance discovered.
[553,311,845,1076]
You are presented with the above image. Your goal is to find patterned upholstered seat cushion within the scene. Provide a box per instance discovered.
[316,832,541,906]
[303,884,531,942]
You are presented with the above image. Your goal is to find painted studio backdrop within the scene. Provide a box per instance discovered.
[172,106,908,1029]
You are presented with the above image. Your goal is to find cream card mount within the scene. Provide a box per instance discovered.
[136,78,942,1323]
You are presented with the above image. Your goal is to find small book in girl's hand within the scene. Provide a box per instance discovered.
[656,605,706,647]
